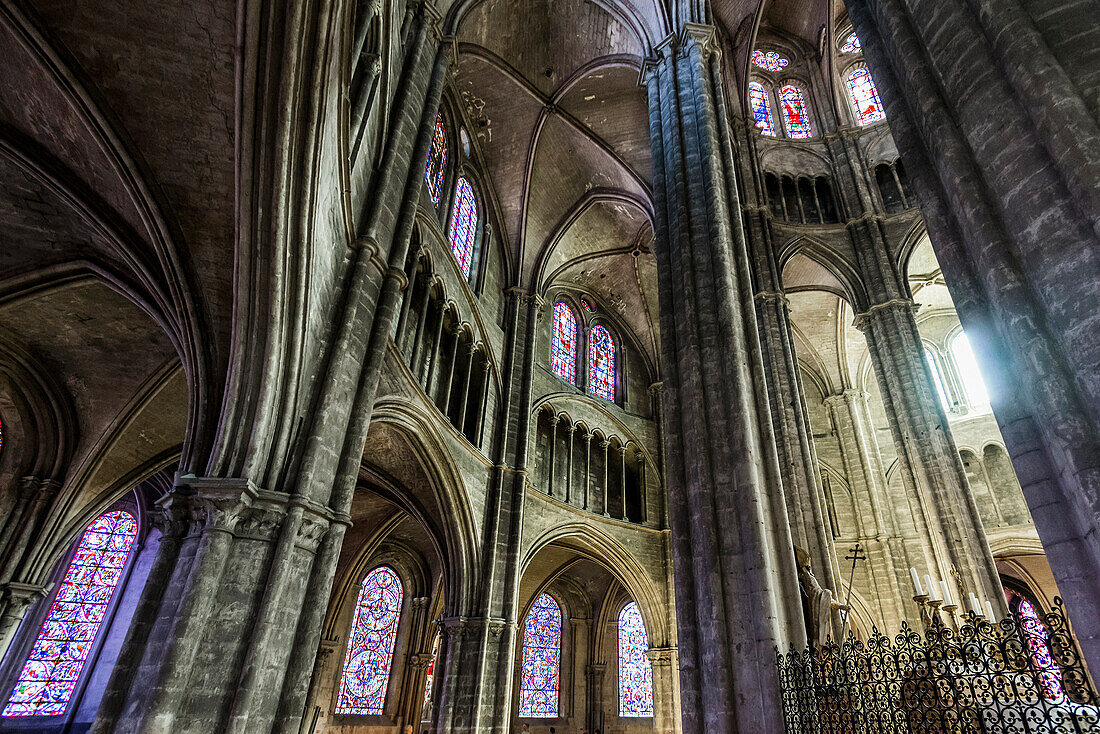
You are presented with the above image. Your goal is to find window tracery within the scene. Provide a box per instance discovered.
[588,325,616,402]
[840,33,862,54]
[519,593,561,718]
[618,602,654,717]
[846,66,885,125]
[335,566,403,715]
[749,82,776,137]
[448,177,478,278]
[950,332,989,406]
[551,302,578,384]
[425,115,448,206]
[3,510,138,717]
[779,85,812,138]
[752,50,789,71]
[924,348,952,412]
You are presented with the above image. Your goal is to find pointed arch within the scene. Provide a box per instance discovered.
[845,65,885,125]
[3,510,138,717]
[779,84,812,138]
[448,177,479,278]
[618,601,654,716]
[425,114,448,206]
[749,82,776,136]
[519,592,562,717]
[588,324,616,401]
[334,565,404,715]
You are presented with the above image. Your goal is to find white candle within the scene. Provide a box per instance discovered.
[969,594,981,615]
[925,575,939,602]
[910,568,924,595]
[940,580,953,606]
[984,601,995,620]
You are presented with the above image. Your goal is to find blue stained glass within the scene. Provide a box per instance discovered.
[846,66,885,125]
[425,115,448,206]
[618,602,654,717]
[1017,599,1065,702]
[551,303,577,384]
[519,593,561,718]
[335,566,403,715]
[840,33,862,54]
[749,83,776,137]
[780,85,812,138]
[588,325,615,402]
[4,511,137,717]
[448,178,478,278]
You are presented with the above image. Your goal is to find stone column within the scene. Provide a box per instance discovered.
[476,363,491,450]
[635,451,648,525]
[570,617,591,724]
[618,445,628,522]
[847,0,1100,662]
[0,582,48,661]
[455,342,476,427]
[647,647,682,734]
[822,390,908,626]
[564,423,575,504]
[547,413,559,497]
[643,24,804,732]
[582,432,592,511]
[410,279,433,366]
[439,327,461,411]
[600,438,610,517]
[423,301,446,387]
[585,663,605,734]
[395,248,422,351]
[855,299,1003,611]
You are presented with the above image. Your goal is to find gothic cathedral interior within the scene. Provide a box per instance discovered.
[0,0,1096,731]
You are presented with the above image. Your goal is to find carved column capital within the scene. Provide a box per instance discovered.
[646,646,678,666]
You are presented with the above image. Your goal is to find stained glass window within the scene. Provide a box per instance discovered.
[1015,598,1065,702]
[840,33,862,54]
[335,566,403,715]
[588,325,615,402]
[846,66,885,125]
[752,50,789,72]
[924,349,951,412]
[749,83,776,137]
[422,635,439,718]
[779,85,812,138]
[519,593,561,718]
[448,178,478,279]
[3,510,137,717]
[425,115,448,206]
[580,298,594,313]
[950,332,989,406]
[551,302,578,384]
[618,602,654,717]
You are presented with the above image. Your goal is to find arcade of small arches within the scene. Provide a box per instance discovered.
[0,0,1095,731]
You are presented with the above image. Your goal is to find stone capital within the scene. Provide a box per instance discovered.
[852,298,917,332]
[678,23,721,61]
[646,646,678,666]
[753,290,790,306]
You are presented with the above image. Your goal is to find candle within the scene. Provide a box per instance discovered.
[984,601,995,620]
[925,575,939,602]
[910,568,924,595]
[969,594,981,615]
[940,580,953,606]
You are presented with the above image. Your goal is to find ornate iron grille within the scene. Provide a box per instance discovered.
[776,598,1098,733]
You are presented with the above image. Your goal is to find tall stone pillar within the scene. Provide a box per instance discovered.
[847,0,1100,665]
[91,5,453,732]
[585,663,605,734]
[854,297,1004,612]
[733,117,841,599]
[643,24,804,733]
[822,390,908,625]
[647,646,682,734]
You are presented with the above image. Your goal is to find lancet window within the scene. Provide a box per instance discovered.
[618,602,654,717]
[779,84,812,138]
[519,593,561,718]
[588,325,616,402]
[749,82,776,137]
[448,178,478,278]
[335,566,403,715]
[425,114,448,206]
[950,332,989,407]
[551,302,578,384]
[924,348,952,412]
[3,510,138,717]
[846,66,885,125]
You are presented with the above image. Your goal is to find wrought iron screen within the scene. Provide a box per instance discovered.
[776,598,1097,733]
